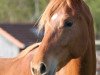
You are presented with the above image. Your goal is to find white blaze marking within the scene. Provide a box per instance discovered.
[51,13,58,20]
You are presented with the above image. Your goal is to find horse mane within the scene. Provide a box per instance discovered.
[17,43,41,59]
[82,1,96,71]
[80,1,95,48]
[38,0,82,31]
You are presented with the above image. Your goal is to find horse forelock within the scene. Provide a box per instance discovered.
[38,0,83,31]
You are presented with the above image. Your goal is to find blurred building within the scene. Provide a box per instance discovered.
[0,23,38,58]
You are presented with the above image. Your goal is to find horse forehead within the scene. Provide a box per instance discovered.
[51,12,67,22]
[51,13,62,24]
[50,13,64,28]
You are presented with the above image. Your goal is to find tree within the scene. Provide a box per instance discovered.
[33,0,48,20]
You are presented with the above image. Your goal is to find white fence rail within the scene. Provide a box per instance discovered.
[96,40,100,45]
[96,40,100,75]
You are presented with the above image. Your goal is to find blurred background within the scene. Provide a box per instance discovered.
[0,0,48,58]
[0,0,100,74]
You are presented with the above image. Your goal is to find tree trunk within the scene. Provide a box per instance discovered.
[34,0,40,17]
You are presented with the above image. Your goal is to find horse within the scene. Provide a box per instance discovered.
[0,43,41,75]
[30,0,96,75]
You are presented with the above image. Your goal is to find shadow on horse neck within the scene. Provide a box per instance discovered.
[0,43,40,75]
[30,0,96,75]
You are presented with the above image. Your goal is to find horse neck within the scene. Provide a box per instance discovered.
[4,51,35,75]
[80,37,96,75]
[14,50,35,69]
[0,44,40,75]
[0,58,15,74]
[84,1,96,74]
[79,1,96,74]
[0,50,35,75]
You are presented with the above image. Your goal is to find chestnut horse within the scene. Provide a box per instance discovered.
[0,43,40,75]
[31,0,96,75]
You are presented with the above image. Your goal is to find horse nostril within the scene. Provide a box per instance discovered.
[32,68,35,73]
[40,63,47,74]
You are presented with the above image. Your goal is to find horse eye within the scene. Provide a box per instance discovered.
[64,21,73,27]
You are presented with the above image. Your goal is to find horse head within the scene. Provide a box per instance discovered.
[30,0,95,75]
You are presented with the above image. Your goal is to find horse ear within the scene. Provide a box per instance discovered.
[66,0,83,15]
[67,0,82,9]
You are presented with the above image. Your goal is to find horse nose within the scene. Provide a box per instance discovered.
[40,63,47,74]
[31,62,47,75]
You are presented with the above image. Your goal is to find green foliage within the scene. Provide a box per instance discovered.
[33,0,48,20]
[0,0,35,22]
[85,0,100,34]
[40,0,48,13]
[0,0,48,23]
